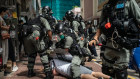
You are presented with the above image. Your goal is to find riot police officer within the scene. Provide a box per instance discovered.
[75,14,95,61]
[89,0,140,79]
[74,14,86,48]
[42,6,57,33]
[65,11,80,35]
[55,22,87,79]
[23,8,53,79]
[75,14,85,36]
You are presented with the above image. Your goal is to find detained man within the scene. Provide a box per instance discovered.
[51,59,112,79]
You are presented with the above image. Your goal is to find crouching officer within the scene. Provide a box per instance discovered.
[55,22,88,79]
[89,0,140,79]
[23,9,53,79]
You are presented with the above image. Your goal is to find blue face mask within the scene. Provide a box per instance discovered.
[60,35,65,40]
[3,14,8,19]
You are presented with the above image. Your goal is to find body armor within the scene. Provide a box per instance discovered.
[45,16,56,32]
[100,0,139,49]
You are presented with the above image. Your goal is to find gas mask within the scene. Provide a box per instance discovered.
[60,34,65,40]
[59,32,65,40]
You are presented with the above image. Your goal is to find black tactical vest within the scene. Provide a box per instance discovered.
[78,22,84,35]
[23,16,46,39]
[45,16,56,32]
[101,0,139,39]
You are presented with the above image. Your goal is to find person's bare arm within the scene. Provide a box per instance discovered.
[81,74,98,79]
[52,68,59,76]
[89,29,101,46]
[0,22,10,30]
[91,72,111,79]
[48,30,52,40]
[65,48,69,52]
[1,26,10,30]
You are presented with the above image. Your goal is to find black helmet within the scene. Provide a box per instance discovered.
[87,20,92,25]
[42,6,53,16]
[107,0,118,5]
[55,22,65,34]
[65,10,74,21]
[75,14,83,22]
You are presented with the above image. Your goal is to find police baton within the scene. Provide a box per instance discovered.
[97,43,120,52]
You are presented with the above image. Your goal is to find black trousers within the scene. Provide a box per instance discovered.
[8,38,16,62]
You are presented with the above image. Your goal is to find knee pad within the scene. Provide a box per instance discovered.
[39,52,48,57]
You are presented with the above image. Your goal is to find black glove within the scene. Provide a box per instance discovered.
[48,40,53,48]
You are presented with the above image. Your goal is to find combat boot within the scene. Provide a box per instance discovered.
[45,71,54,79]
[28,69,36,77]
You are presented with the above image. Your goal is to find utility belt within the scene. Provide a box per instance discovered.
[30,25,47,41]
[106,36,140,50]
[117,37,139,49]
[22,25,41,37]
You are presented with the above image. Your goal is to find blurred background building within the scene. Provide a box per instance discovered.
[1,0,140,23]
[80,0,108,26]
[41,0,80,20]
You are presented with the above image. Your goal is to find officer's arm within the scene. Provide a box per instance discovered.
[48,30,52,40]
[40,17,52,40]
[129,0,140,25]
[64,36,73,52]
[72,21,79,33]
[81,22,86,29]
[55,18,58,24]
[93,29,101,41]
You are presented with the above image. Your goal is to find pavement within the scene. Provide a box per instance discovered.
[1,55,101,79]
[1,47,140,79]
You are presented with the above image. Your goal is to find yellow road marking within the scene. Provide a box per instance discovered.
[92,59,97,61]
[128,75,135,79]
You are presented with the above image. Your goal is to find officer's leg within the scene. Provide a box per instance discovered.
[38,51,53,79]
[102,65,115,78]
[115,68,128,79]
[27,53,37,77]
[24,37,37,77]
[71,55,82,79]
